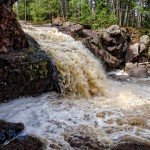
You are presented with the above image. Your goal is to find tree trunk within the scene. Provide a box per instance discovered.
[123,2,129,26]
[60,0,69,21]
[119,3,122,26]
[137,0,142,28]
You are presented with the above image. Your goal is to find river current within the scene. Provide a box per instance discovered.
[0,24,150,149]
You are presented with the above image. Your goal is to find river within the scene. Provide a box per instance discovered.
[0,24,150,149]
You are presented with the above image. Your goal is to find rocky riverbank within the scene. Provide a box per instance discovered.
[54,22,150,78]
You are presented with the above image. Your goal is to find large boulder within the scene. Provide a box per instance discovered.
[125,43,147,62]
[100,25,128,59]
[0,120,24,144]
[0,120,44,150]
[0,50,60,102]
[125,62,149,78]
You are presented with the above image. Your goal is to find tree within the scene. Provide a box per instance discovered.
[59,0,69,20]
[29,0,60,22]
[13,0,150,29]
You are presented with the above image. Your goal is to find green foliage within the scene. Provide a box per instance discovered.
[14,0,150,29]
[79,0,93,24]
[30,1,45,22]
[93,9,117,29]
[13,0,31,20]
[29,0,60,22]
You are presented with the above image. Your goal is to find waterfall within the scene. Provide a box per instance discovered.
[0,24,150,150]
[23,25,108,98]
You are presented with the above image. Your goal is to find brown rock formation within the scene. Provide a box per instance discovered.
[0,0,28,52]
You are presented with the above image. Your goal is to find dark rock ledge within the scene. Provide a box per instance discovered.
[0,50,60,103]
[0,120,44,150]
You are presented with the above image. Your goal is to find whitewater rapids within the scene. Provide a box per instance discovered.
[0,24,150,149]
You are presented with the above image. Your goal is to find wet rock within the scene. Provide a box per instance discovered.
[0,120,24,144]
[0,0,29,52]
[101,32,113,44]
[69,24,83,35]
[128,117,147,128]
[147,64,150,75]
[64,134,107,150]
[49,143,62,149]
[111,142,150,150]
[140,42,147,52]
[148,47,150,58]
[125,62,149,78]
[96,111,114,118]
[0,135,44,150]
[0,50,61,102]
[25,33,40,51]
[98,49,120,70]
[116,118,127,126]
[96,112,107,118]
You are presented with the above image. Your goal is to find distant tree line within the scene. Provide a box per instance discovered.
[13,0,150,29]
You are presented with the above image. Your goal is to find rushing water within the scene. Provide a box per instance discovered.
[0,24,150,149]
[23,24,108,99]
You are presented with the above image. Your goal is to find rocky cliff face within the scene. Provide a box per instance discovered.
[0,0,28,52]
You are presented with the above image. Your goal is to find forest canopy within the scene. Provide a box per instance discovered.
[14,0,150,29]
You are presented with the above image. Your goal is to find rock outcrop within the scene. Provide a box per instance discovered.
[0,136,44,150]
[0,120,44,150]
[56,23,150,76]
[0,119,24,144]
[125,62,150,78]
[0,50,60,102]
[57,24,129,70]
[0,0,61,102]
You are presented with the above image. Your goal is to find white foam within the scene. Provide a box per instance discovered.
[0,79,150,149]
